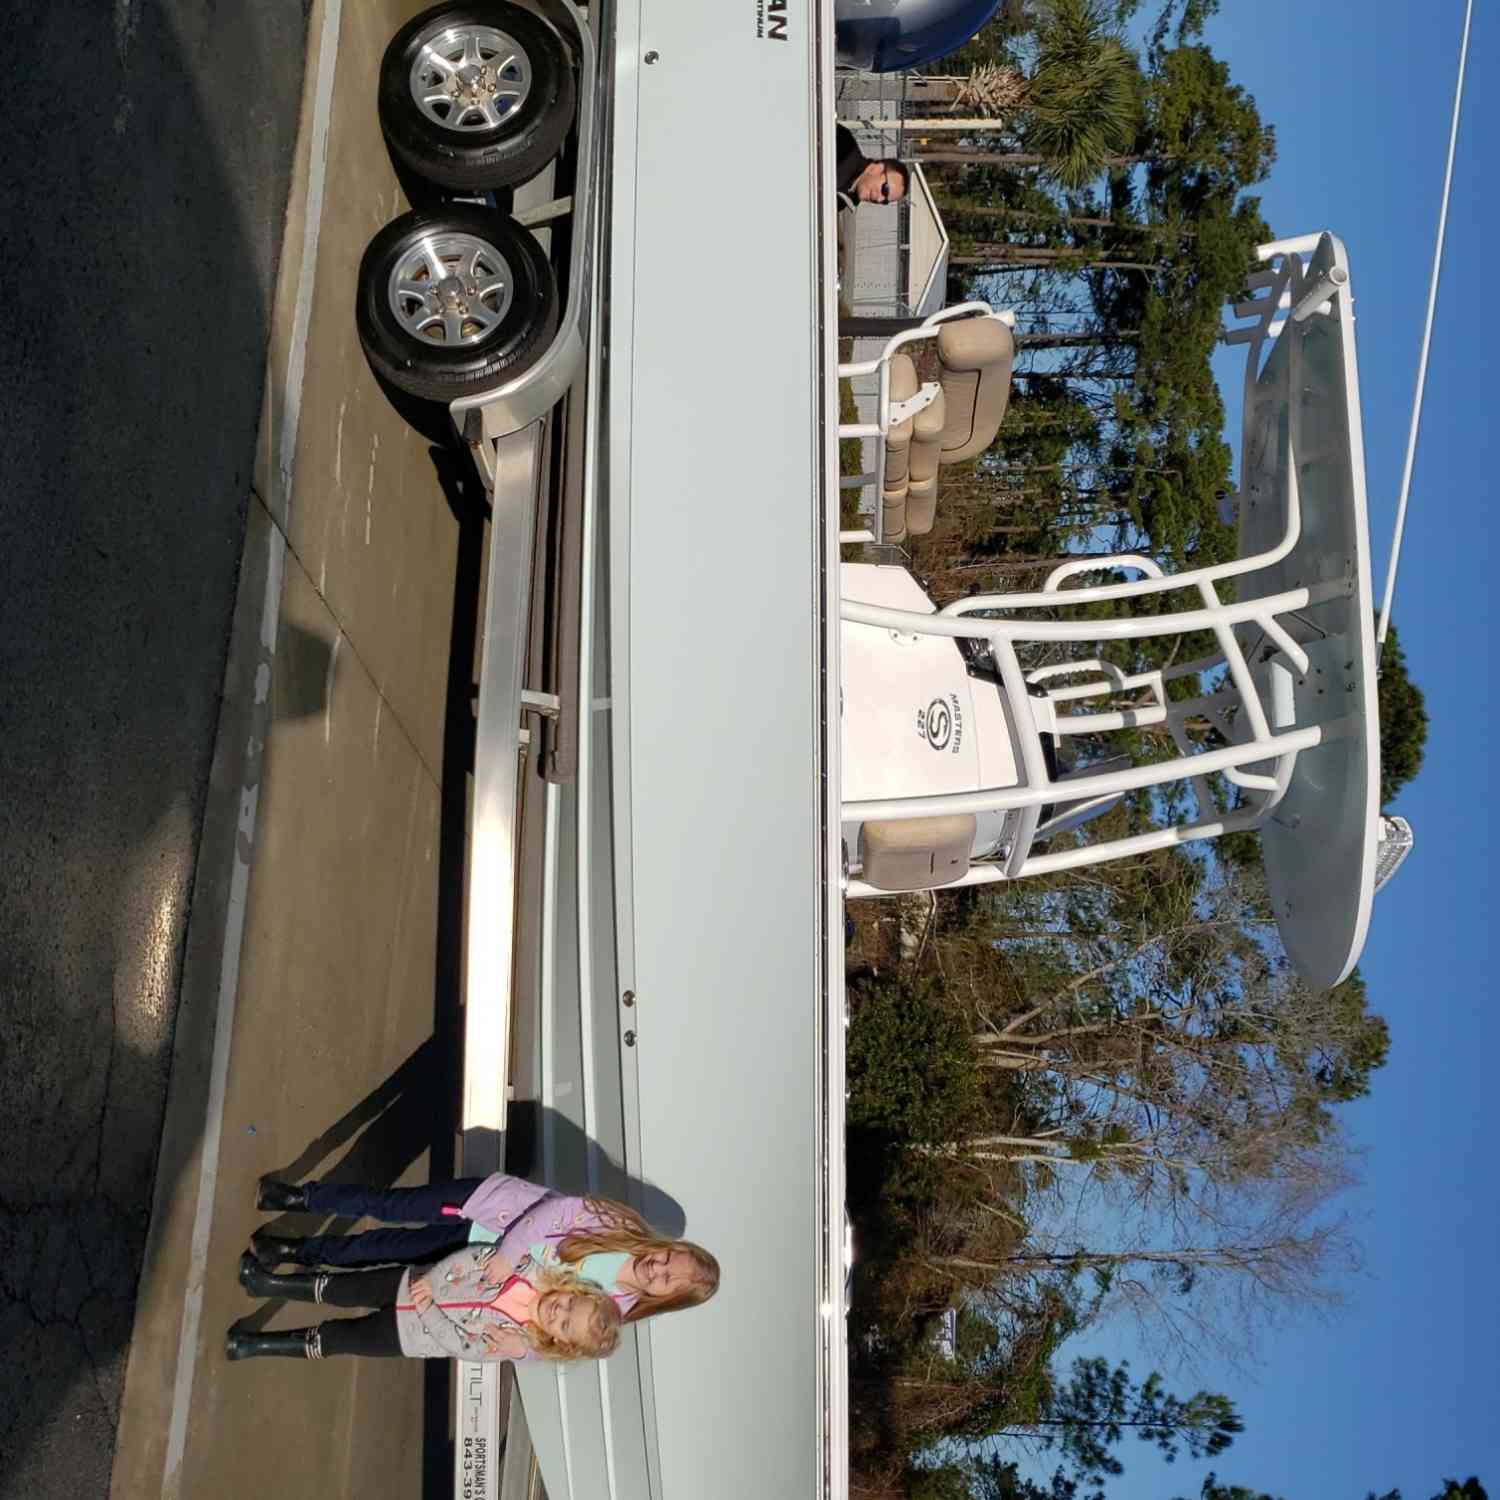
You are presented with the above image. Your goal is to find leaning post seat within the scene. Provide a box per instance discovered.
[905,389,946,536]
[936,316,1015,465]
[881,486,910,545]
[906,475,939,537]
[858,814,978,891]
[880,354,919,541]
[837,304,1016,547]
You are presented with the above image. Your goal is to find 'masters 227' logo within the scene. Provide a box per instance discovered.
[756,0,788,40]
[917,694,962,754]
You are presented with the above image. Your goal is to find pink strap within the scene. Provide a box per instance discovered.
[440,1205,464,1217]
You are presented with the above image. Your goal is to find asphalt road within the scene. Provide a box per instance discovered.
[0,3,309,1491]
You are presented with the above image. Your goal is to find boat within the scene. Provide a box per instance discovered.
[352,2,1398,1495]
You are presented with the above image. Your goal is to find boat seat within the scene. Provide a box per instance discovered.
[881,484,909,544]
[906,474,938,536]
[859,814,977,891]
[937,317,1014,465]
[882,353,919,490]
[877,354,919,541]
[910,387,945,483]
[880,363,948,541]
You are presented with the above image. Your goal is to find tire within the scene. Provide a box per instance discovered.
[356,207,559,403]
[378,1,577,192]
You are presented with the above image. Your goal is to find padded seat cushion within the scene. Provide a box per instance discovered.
[909,387,945,484]
[883,354,919,490]
[860,815,977,891]
[881,484,909,544]
[937,317,1014,465]
[906,474,938,536]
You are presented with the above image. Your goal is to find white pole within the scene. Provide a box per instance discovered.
[1377,0,1474,653]
[838,117,1008,131]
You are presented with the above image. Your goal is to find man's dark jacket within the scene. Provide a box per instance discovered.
[835,124,866,212]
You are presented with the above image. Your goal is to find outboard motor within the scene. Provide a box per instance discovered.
[834,0,1003,73]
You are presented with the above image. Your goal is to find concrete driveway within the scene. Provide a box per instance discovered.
[2,0,495,1494]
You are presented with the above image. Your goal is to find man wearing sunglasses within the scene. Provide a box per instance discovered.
[835,123,910,214]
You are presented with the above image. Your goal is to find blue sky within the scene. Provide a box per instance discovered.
[1042,3,1499,1498]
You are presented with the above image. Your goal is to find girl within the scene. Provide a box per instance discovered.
[250,1170,719,1323]
[226,1243,620,1363]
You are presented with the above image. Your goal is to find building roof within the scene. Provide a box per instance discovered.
[906,161,950,316]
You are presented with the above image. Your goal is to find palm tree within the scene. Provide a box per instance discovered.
[1022,0,1140,186]
[858,0,1140,190]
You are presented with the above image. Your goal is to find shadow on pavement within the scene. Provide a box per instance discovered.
[229,1032,463,1499]
[223,434,492,1499]
[236,1073,687,1500]
[241,1098,691,1288]
[0,1,307,1493]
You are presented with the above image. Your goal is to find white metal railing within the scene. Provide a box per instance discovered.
[838,556,1342,879]
[841,719,1319,823]
[933,360,1303,613]
[1028,658,1166,727]
[843,804,1267,899]
[898,237,1359,623]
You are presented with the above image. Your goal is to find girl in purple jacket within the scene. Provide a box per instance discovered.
[245,1170,719,1325]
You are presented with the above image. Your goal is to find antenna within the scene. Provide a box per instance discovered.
[1376,0,1474,655]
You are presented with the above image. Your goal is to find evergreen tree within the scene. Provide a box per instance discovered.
[1376,623,1429,805]
[1428,1482,1489,1500]
[1183,1478,1283,1500]
[1021,1357,1242,1477]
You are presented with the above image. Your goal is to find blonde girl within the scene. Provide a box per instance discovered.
[228,1246,620,1364]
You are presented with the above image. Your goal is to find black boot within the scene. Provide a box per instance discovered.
[249,1230,314,1270]
[239,1251,325,1303]
[225,1325,321,1361]
[256,1174,309,1212]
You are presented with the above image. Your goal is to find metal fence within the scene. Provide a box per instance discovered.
[835,69,914,320]
[836,70,941,518]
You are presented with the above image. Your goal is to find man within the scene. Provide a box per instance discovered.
[836,123,910,213]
